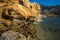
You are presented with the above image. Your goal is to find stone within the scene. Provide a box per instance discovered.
[0,0,41,40]
[0,30,26,40]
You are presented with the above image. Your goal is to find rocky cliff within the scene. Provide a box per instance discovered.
[0,0,40,40]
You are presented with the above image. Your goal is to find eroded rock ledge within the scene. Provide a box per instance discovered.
[0,0,41,40]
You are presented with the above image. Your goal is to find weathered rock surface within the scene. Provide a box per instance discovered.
[0,0,40,40]
[0,30,26,40]
[0,30,37,40]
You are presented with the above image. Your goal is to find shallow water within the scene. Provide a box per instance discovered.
[34,16,60,40]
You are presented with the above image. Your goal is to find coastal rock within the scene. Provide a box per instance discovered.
[0,31,26,40]
[0,0,40,40]
[0,30,37,40]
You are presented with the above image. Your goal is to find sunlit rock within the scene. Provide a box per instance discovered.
[0,0,41,40]
[0,30,26,40]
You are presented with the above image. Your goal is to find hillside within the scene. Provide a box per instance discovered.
[41,5,60,17]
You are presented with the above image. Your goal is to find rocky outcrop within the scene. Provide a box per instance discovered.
[0,0,40,40]
[0,31,26,40]
[0,30,37,40]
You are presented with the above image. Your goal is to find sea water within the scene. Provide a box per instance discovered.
[34,15,60,40]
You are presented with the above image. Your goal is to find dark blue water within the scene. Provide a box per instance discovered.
[34,17,60,40]
[40,17,60,29]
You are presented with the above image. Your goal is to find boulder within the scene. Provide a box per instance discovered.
[0,30,26,40]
